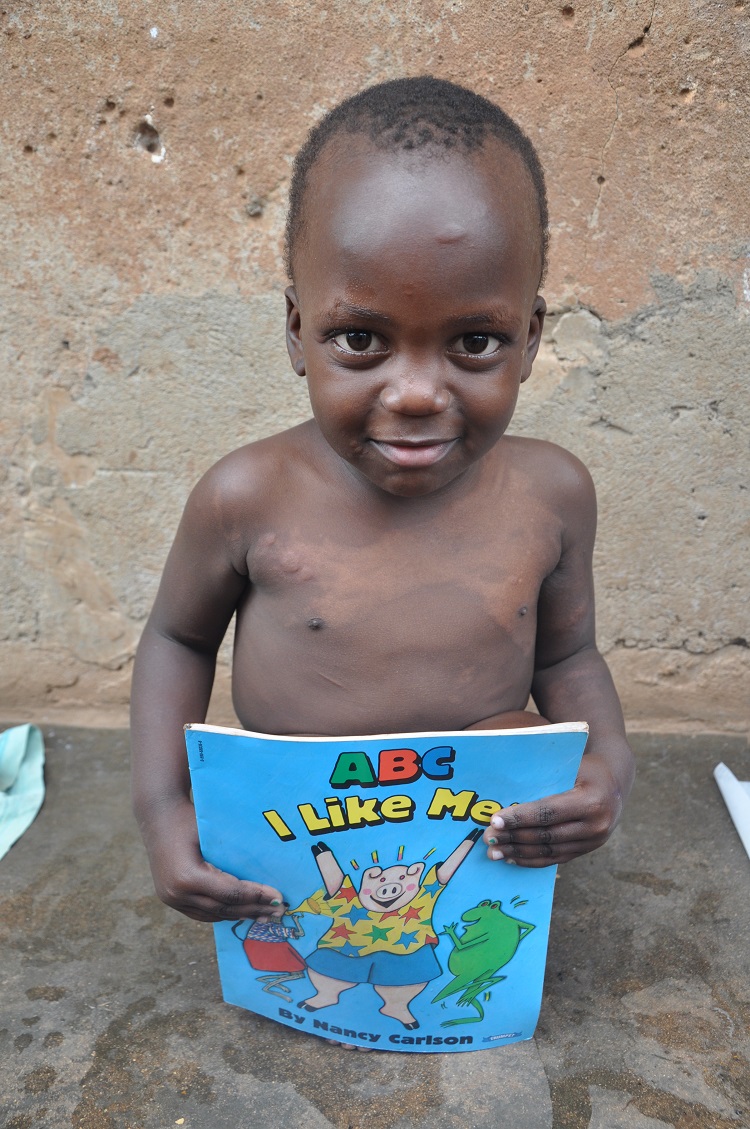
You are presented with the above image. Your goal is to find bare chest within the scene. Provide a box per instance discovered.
[240,505,560,650]
[230,491,562,732]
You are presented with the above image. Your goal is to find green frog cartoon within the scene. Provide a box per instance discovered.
[432,897,535,1026]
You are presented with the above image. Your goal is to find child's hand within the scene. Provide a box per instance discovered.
[143,800,285,923]
[483,745,628,867]
[154,853,286,923]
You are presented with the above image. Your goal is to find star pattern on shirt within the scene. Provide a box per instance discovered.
[394,929,419,950]
[422,879,442,895]
[342,905,371,926]
[336,940,362,958]
[334,883,359,904]
[364,924,392,943]
[303,866,446,957]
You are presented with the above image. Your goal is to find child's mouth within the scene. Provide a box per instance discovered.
[369,439,457,468]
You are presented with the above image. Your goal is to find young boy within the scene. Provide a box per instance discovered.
[131,77,634,928]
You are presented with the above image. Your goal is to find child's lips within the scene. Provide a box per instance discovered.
[369,438,457,468]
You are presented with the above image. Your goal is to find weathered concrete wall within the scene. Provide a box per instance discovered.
[1,0,748,731]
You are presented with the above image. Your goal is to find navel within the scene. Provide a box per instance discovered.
[307,617,325,631]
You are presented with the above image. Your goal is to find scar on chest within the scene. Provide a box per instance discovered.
[307,617,325,630]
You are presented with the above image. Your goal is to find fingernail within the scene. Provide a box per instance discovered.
[505,859,517,866]
[270,899,281,906]
[257,915,269,924]
[491,815,505,830]
[487,837,497,845]
[489,848,504,861]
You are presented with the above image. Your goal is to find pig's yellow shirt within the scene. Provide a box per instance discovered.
[295,866,443,956]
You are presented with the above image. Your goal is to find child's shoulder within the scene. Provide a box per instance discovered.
[192,422,313,501]
[503,436,596,527]
[506,435,595,494]
[181,422,316,532]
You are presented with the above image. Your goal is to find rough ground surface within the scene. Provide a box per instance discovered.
[1,726,749,1129]
[1,1,749,730]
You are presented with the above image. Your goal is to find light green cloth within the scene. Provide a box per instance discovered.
[0,724,45,859]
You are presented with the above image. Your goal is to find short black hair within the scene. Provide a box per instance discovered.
[284,75,549,285]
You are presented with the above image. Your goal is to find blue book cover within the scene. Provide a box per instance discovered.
[186,722,587,1053]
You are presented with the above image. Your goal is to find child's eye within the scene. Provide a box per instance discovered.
[332,330,384,354]
[454,333,501,356]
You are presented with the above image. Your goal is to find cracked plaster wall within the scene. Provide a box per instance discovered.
[1,0,748,731]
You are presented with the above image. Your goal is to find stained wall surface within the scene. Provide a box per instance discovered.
[1,0,748,731]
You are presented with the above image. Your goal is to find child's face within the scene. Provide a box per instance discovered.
[286,138,546,498]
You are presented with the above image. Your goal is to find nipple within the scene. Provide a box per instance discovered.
[307,617,325,631]
[518,606,528,617]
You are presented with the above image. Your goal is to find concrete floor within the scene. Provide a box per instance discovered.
[1,726,749,1129]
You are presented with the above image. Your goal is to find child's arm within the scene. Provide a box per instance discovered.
[483,450,635,866]
[131,463,284,921]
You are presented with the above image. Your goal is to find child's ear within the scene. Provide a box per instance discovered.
[520,295,547,383]
[285,286,306,377]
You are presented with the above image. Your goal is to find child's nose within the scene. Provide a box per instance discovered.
[379,368,451,415]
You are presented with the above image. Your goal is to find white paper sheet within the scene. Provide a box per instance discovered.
[714,762,750,861]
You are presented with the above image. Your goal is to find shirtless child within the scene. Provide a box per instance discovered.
[131,76,635,931]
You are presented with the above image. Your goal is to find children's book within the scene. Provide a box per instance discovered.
[186,722,587,1053]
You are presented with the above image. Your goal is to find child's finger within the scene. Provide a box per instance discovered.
[483,796,613,866]
[182,866,285,920]
[492,840,596,867]
[484,809,590,844]
[490,795,568,832]
[485,787,613,842]
[485,826,587,858]
[174,890,285,922]
[485,827,605,865]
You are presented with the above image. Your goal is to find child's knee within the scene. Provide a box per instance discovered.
[465,709,550,730]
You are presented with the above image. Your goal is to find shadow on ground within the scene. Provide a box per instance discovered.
[1,727,748,1129]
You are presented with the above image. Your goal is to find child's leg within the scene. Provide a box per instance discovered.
[465,709,550,730]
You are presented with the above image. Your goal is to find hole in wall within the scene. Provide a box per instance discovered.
[134,115,166,163]
[596,175,605,184]
[561,5,574,18]
[163,95,174,108]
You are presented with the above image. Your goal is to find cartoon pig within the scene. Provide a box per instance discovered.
[294,830,482,1029]
[347,860,425,911]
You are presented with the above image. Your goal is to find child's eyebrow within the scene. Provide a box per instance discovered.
[327,304,519,328]
[450,309,519,328]
[329,302,394,323]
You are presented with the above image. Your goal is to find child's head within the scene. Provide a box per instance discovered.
[285,76,549,286]
[283,77,549,498]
